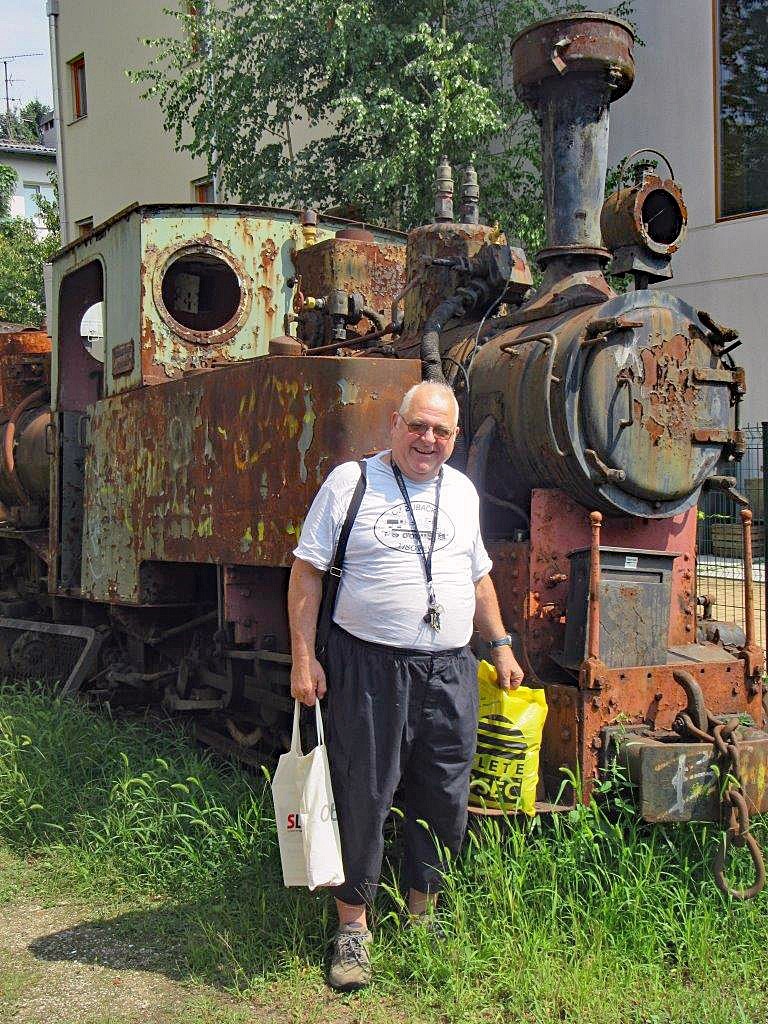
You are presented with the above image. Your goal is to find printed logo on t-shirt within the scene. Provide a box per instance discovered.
[374,501,456,553]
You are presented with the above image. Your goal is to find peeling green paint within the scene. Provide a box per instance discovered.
[298,388,316,483]
[337,379,360,406]
[197,516,213,537]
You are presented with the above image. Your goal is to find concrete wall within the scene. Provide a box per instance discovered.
[594,0,768,422]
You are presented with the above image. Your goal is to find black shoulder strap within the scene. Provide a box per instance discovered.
[315,460,367,659]
[329,459,368,578]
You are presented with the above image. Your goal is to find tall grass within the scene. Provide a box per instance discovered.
[0,683,766,1024]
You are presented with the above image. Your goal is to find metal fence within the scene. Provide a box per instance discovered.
[696,422,767,648]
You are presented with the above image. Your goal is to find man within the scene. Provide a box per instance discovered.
[288,380,524,991]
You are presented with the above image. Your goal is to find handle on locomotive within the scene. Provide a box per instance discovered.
[617,374,634,429]
[617,148,676,188]
[500,331,565,457]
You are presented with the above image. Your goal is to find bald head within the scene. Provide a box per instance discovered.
[398,382,459,428]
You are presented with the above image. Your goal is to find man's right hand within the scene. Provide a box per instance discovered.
[291,657,327,707]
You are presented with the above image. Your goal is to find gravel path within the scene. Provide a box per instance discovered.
[0,900,203,1022]
[0,899,406,1024]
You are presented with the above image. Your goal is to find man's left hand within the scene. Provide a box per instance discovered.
[490,645,525,690]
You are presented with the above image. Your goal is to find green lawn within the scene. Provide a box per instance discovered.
[0,685,766,1024]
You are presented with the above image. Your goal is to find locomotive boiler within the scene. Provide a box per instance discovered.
[0,11,765,897]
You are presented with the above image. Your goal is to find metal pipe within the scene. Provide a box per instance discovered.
[390,272,423,330]
[360,306,386,332]
[148,609,218,645]
[587,510,602,662]
[742,508,756,655]
[539,78,611,254]
[309,322,394,356]
[46,0,69,244]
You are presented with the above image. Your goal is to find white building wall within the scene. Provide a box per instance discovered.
[0,151,57,229]
[594,0,768,422]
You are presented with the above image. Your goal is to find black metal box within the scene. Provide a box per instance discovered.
[562,547,679,669]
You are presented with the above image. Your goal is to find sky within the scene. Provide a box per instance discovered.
[0,0,53,111]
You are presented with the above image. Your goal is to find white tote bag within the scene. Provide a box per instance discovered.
[271,700,345,890]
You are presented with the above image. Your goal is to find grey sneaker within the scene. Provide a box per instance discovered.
[328,924,373,992]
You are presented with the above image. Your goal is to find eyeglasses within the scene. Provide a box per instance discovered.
[397,413,457,441]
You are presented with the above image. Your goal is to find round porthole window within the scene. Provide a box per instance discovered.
[153,243,251,344]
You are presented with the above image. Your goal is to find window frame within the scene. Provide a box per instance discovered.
[192,177,215,203]
[22,182,43,219]
[713,0,768,222]
[68,54,87,120]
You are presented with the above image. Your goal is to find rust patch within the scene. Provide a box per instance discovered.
[645,417,663,444]
[636,333,698,445]
[260,238,278,271]
[80,355,420,602]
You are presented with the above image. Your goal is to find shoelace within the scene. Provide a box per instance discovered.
[337,931,368,967]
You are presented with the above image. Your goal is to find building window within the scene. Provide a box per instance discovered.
[76,217,94,237]
[23,182,55,220]
[193,178,215,203]
[69,54,87,119]
[716,1,768,218]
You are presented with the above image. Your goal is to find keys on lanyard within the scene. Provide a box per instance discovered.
[391,461,444,633]
[424,585,444,633]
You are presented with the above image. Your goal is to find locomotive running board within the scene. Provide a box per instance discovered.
[0,617,104,696]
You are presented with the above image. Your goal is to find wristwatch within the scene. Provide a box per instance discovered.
[489,633,513,649]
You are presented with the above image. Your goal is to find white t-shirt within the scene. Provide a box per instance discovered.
[293,451,492,651]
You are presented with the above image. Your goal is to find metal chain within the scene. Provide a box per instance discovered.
[710,716,766,901]
[677,708,765,900]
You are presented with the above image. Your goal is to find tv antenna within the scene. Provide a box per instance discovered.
[0,53,45,137]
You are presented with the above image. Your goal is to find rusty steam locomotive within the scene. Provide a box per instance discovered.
[0,13,765,894]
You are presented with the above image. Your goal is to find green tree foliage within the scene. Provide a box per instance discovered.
[133,1,635,251]
[0,99,50,144]
[0,168,60,326]
[0,165,15,218]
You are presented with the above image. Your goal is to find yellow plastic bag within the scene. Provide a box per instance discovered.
[469,660,548,815]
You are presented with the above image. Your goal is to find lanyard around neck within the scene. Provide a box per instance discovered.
[391,460,443,586]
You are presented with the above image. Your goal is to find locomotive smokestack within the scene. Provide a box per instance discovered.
[511,13,635,270]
